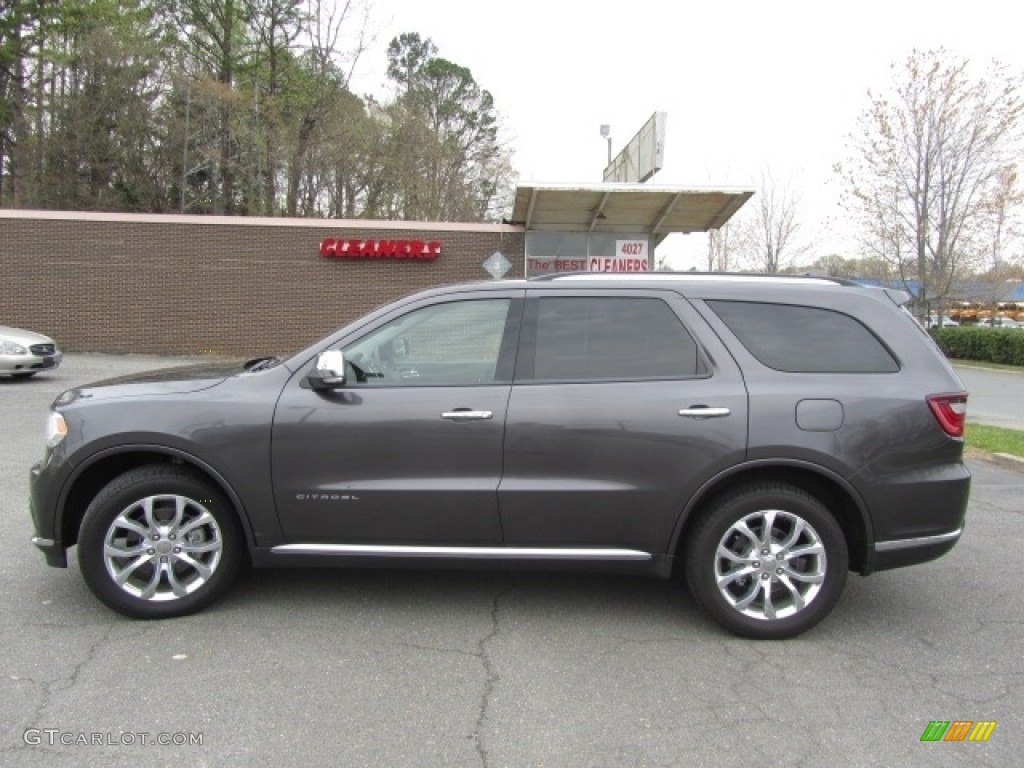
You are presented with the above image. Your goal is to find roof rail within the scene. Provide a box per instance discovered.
[528,271,851,286]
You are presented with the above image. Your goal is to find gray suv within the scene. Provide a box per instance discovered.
[29,274,970,639]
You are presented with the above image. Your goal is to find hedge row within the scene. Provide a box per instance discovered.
[930,327,1024,366]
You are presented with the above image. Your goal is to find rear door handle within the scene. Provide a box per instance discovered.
[441,410,494,421]
[678,406,731,419]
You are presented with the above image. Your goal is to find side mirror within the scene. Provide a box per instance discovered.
[307,349,347,390]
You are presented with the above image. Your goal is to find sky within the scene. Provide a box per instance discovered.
[347,0,1024,269]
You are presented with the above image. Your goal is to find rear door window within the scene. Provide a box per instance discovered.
[528,297,706,380]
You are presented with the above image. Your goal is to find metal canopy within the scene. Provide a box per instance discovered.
[509,183,754,245]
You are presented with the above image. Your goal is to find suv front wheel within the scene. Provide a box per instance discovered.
[78,465,243,619]
[685,484,848,639]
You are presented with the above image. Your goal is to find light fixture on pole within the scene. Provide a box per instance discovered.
[600,124,612,166]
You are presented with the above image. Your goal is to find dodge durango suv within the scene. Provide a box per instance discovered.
[29,273,970,639]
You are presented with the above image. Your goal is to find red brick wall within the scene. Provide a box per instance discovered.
[2,211,525,356]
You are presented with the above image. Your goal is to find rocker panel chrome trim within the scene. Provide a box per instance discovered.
[271,544,652,560]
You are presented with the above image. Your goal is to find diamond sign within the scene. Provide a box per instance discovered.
[482,250,512,279]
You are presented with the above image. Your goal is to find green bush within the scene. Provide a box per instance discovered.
[930,327,1024,366]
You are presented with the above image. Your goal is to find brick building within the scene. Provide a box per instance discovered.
[3,211,523,356]
[2,184,751,356]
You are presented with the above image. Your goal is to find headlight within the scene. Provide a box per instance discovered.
[1,340,28,355]
[46,411,68,448]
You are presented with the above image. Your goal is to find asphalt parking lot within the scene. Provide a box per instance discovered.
[1,355,1022,767]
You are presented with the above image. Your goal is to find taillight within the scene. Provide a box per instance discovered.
[927,393,967,438]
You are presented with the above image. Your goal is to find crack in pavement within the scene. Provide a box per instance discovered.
[2,624,116,756]
[472,584,517,768]
[388,641,479,659]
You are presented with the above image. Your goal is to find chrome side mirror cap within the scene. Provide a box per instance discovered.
[307,349,347,390]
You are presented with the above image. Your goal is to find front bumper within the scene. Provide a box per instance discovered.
[31,536,68,567]
[29,460,68,568]
[0,350,63,374]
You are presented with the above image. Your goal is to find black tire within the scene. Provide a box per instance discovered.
[685,483,848,640]
[10,371,37,379]
[78,465,243,619]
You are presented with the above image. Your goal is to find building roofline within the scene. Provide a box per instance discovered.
[509,182,754,244]
[0,208,525,233]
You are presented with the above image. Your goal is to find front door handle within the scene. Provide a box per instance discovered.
[678,406,731,419]
[441,410,494,421]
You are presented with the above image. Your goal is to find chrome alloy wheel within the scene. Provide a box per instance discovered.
[102,494,224,602]
[714,509,826,621]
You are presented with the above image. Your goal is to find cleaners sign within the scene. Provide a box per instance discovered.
[587,240,649,272]
[320,238,441,261]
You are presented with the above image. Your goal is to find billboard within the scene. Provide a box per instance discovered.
[603,112,666,183]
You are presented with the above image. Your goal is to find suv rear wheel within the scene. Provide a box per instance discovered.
[685,483,848,639]
[78,465,242,618]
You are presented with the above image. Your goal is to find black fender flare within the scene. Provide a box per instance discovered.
[668,457,874,566]
[56,443,263,551]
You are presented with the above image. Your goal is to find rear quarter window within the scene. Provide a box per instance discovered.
[707,300,900,373]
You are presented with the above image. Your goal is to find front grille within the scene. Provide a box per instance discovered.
[29,344,56,356]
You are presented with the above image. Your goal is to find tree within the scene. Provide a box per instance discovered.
[984,164,1023,272]
[47,0,167,210]
[247,0,306,213]
[0,0,168,210]
[705,218,742,272]
[170,0,254,213]
[738,169,803,273]
[386,31,435,93]
[972,164,1024,310]
[382,32,512,222]
[799,253,894,280]
[0,4,514,223]
[281,0,368,216]
[0,0,60,207]
[839,48,1024,316]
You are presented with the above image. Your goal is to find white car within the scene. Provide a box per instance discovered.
[926,315,959,328]
[980,317,1024,329]
[0,326,63,378]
